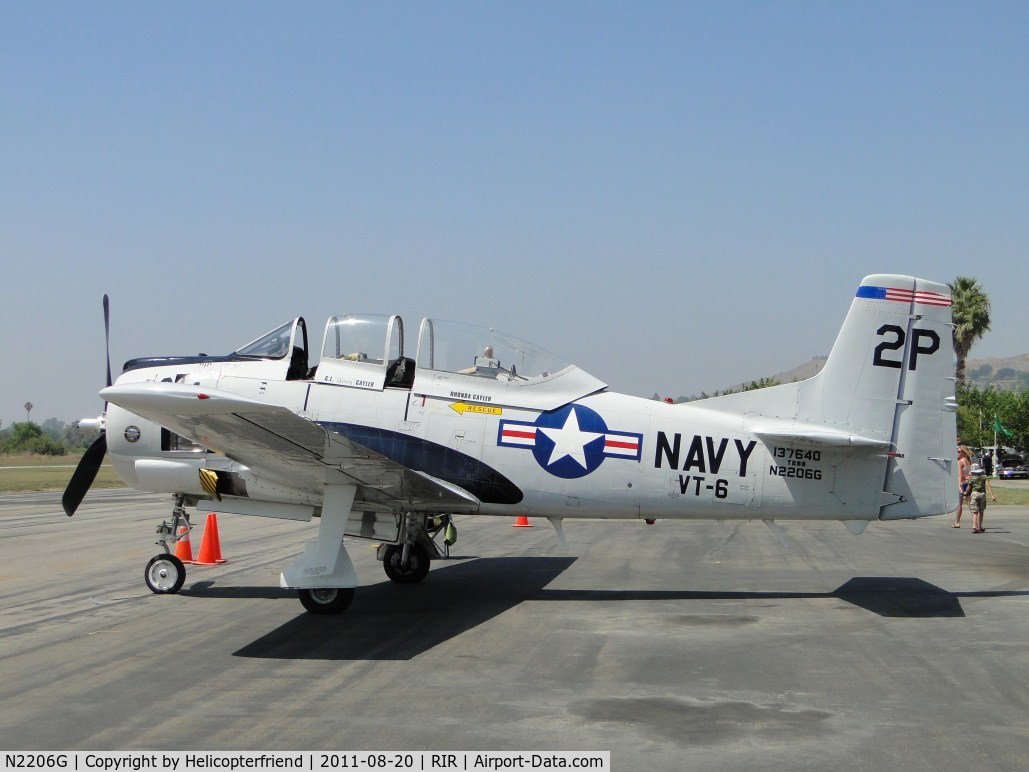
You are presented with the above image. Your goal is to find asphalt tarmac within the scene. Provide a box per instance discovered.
[1,488,1028,770]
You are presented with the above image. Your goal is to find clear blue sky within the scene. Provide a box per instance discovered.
[2,1,1027,427]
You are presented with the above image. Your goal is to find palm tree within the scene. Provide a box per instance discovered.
[948,276,991,386]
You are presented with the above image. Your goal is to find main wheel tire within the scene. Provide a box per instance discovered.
[144,554,186,594]
[382,542,431,584]
[298,587,355,614]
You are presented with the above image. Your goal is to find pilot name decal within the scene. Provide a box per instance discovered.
[498,404,642,479]
[450,390,493,403]
[320,374,378,389]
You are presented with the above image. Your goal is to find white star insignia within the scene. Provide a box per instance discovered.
[539,409,604,470]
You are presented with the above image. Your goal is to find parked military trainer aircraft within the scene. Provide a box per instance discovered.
[64,274,957,613]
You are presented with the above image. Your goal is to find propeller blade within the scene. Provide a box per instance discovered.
[62,433,107,517]
[103,294,112,388]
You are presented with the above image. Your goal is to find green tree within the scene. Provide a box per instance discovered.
[956,385,1029,452]
[0,421,69,456]
[744,377,780,391]
[948,276,991,386]
[8,421,44,445]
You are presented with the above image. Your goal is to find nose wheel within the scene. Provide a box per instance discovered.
[144,554,186,594]
[144,494,190,594]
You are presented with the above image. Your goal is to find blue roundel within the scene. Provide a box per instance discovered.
[531,404,610,479]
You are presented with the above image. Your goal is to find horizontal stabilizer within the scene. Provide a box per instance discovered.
[752,425,890,449]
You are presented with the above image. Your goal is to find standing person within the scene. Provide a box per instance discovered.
[953,446,972,527]
[967,463,996,533]
[982,449,994,477]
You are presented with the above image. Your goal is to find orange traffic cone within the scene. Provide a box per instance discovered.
[195,513,227,565]
[513,515,533,528]
[174,525,195,564]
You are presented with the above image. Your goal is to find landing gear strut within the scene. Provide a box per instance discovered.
[145,495,191,595]
[280,485,360,614]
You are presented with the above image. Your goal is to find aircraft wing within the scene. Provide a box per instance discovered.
[100,383,480,511]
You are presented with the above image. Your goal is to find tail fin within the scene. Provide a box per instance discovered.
[850,276,957,518]
[705,274,957,518]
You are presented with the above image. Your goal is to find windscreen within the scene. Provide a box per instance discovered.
[234,321,294,359]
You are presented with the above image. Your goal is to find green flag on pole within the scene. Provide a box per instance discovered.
[993,417,1011,437]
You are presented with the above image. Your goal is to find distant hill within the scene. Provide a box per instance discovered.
[964,354,1029,390]
[670,352,1027,402]
[695,356,827,399]
[768,353,1029,390]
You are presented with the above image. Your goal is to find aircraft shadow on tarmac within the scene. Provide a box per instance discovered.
[534,576,1029,619]
[232,556,577,661]
[183,583,294,600]
[211,561,1029,661]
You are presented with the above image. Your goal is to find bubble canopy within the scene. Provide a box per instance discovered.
[320,314,401,365]
[415,318,572,381]
[313,315,606,408]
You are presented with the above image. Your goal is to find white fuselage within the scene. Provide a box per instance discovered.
[102,276,959,532]
[105,364,886,524]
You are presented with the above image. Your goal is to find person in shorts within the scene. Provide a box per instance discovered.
[953,446,972,527]
[967,463,996,533]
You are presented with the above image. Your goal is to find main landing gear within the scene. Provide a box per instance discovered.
[298,587,356,614]
[138,493,457,615]
[144,495,191,595]
[297,512,454,614]
[376,513,454,585]
[381,541,431,583]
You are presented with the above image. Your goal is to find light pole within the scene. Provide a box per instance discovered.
[25,402,33,423]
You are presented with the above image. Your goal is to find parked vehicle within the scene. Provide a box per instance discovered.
[998,456,1029,480]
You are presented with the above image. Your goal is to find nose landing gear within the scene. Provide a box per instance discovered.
[144,553,186,594]
[144,495,191,595]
